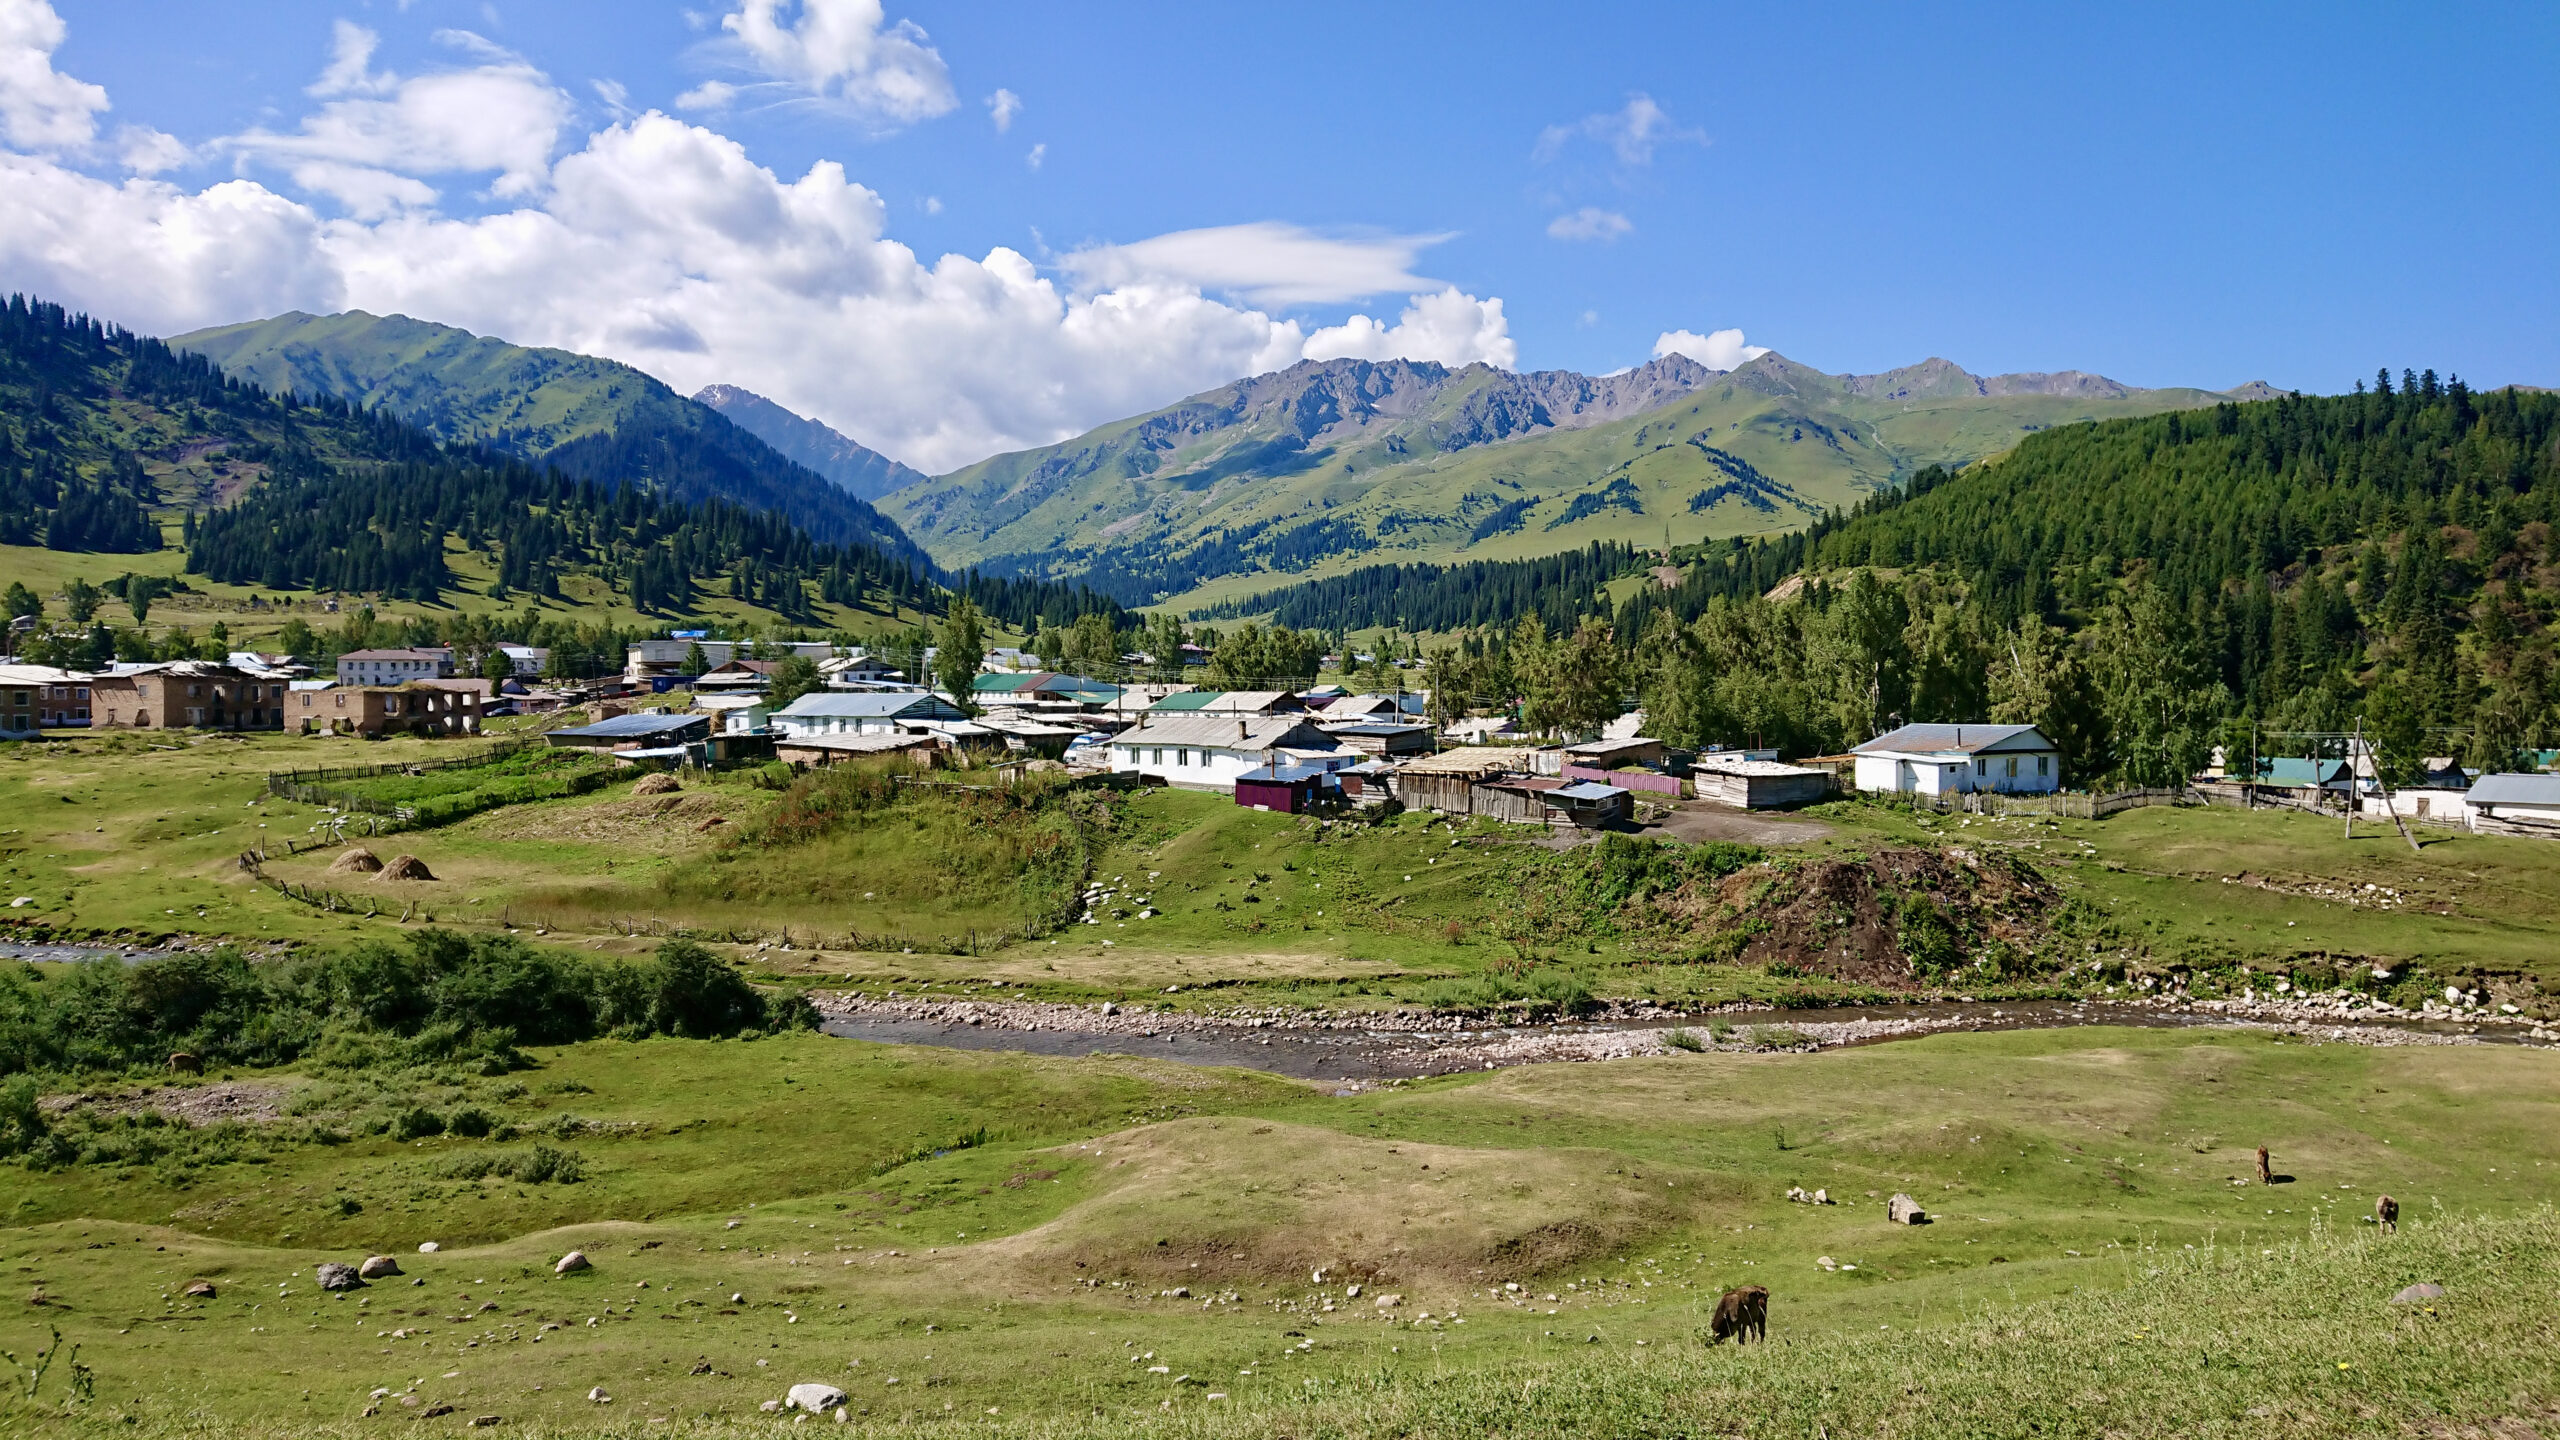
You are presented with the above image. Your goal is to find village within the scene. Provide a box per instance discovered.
[8,628,2554,841]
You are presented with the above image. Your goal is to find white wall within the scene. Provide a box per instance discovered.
[1116,741,1270,791]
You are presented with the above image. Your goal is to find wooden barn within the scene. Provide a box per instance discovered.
[1690,755,1833,809]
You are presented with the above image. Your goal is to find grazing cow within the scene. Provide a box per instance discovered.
[166,1052,202,1075]
[2375,1195,2398,1233]
[1710,1285,1770,1345]
[2255,1146,2272,1185]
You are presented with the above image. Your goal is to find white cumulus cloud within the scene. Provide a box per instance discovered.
[1302,288,1516,370]
[0,7,1525,474]
[1546,206,1631,242]
[0,0,104,151]
[1653,327,1770,373]
[986,87,1020,132]
[687,0,956,127]
[225,24,572,217]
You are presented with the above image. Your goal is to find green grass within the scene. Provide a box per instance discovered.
[0,1025,2554,1433]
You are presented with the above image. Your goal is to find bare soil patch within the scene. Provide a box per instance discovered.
[41,1079,296,1126]
[1637,800,1833,847]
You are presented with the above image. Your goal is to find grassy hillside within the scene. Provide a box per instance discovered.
[171,310,926,566]
[891,352,2248,609]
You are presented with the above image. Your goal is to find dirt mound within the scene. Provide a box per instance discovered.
[376,854,438,882]
[326,846,383,874]
[969,1118,1717,1294]
[1670,845,2060,989]
[631,772,681,796]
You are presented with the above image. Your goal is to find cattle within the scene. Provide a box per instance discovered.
[2375,1195,2398,1233]
[1709,1285,1769,1345]
[2255,1146,2272,1185]
[166,1052,202,1075]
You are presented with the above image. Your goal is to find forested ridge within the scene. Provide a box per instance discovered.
[0,294,1127,636]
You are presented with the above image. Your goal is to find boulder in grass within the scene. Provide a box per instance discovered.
[787,1384,848,1413]
[376,854,437,882]
[1887,1193,1928,1225]
[315,1262,364,1291]
[181,1280,216,1299]
[554,1250,591,1275]
[631,772,681,796]
[327,847,383,874]
[2391,1282,2446,1304]
[359,1255,402,1280]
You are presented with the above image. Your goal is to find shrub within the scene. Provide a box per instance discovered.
[446,1106,496,1139]
[392,1107,446,1141]
[1661,1027,1706,1052]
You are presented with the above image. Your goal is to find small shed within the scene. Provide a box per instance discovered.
[1564,736,1668,769]
[1235,763,1335,814]
[1547,781,1633,828]
[1321,721,1435,758]
[1392,747,1534,814]
[2465,772,2560,838]
[1691,756,1833,809]
[1470,775,1568,825]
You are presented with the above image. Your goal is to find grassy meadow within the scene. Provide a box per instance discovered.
[3,1025,2555,1435]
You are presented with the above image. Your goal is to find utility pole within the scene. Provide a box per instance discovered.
[2364,722,2424,854]
[2345,719,2358,841]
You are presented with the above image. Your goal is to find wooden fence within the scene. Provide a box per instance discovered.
[1891,785,2192,820]
[1562,762,1682,796]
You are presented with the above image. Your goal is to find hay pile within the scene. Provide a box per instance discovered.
[632,772,682,796]
[375,854,438,882]
[326,847,383,875]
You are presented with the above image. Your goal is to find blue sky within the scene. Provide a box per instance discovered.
[9,1,2555,468]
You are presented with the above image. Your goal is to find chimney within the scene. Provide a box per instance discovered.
[1237,719,1247,740]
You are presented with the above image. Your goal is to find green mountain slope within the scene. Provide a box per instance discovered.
[171,310,929,568]
[889,351,2261,606]
[693,383,927,502]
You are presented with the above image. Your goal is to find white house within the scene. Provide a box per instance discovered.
[1851,722,2062,796]
[769,690,969,739]
[1112,713,1339,791]
[336,647,454,685]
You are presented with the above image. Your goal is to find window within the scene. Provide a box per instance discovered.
[1151,747,1165,765]
[2038,756,2050,776]
[8,690,23,705]
[302,694,312,707]
[2005,757,2018,778]
[333,695,346,708]
[1178,748,1192,766]
[189,684,203,698]
[1975,757,1988,775]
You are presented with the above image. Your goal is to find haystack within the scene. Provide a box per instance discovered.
[376,854,438,882]
[327,847,383,875]
[631,772,681,796]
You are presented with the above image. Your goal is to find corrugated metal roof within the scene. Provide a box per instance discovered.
[1237,764,1336,784]
[773,691,954,718]
[2467,772,2560,807]
[1852,723,2050,756]
[551,712,708,740]
[1115,714,1330,750]
[1553,782,1627,800]
[1148,689,1223,710]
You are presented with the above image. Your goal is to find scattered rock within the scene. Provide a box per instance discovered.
[2391,1282,2447,1304]
[554,1251,591,1275]
[315,1263,364,1291]
[787,1383,848,1412]
[1887,1193,1928,1225]
[1373,1293,1403,1308]
[359,1255,402,1280]
[418,1242,440,1253]
[421,1405,454,1418]
[468,1415,502,1427]
[760,1400,783,1413]
[688,1362,713,1375]
[376,854,438,882]
[327,847,383,875]
[181,1280,216,1299]
[587,1388,611,1404]
[631,773,681,796]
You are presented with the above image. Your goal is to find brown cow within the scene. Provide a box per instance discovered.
[166,1052,202,1075]
[2255,1146,2272,1185]
[1709,1285,1769,1345]
[2375,1195,2398,1233]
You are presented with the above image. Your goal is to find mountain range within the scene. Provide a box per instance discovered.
[170,311,926,569]
[163,307,2283,612]
[884,351,2279,606]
